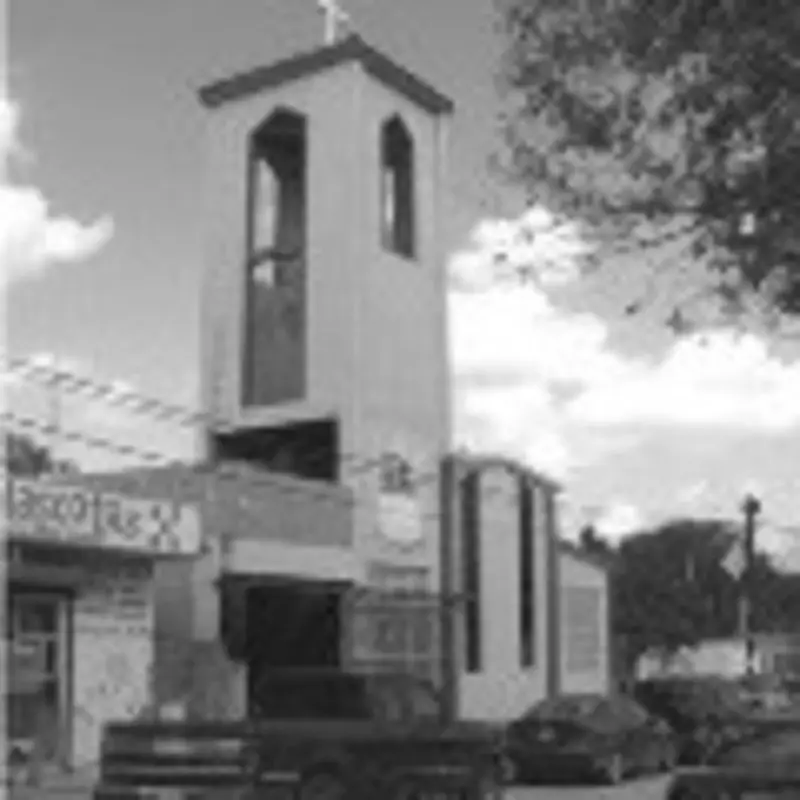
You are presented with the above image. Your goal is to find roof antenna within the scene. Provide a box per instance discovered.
[317,0,350,45]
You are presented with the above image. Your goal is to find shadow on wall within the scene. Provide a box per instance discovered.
[151,637,246,719]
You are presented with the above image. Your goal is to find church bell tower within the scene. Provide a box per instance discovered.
[197,33,453,590]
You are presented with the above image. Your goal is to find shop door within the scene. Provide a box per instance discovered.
[7,591,69,765]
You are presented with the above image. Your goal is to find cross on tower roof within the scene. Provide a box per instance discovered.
[317,0,350,45]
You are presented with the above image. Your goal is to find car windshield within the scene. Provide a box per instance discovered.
[527,694,603,720]
[645,679,718,711]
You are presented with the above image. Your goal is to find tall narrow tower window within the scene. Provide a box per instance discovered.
[380,116,415,259]
[242,108,308,407]
[519,478,535,667]
[461,470,482,673]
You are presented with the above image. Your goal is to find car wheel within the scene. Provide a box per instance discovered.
[299,771,347,800]
[598,753,625,785]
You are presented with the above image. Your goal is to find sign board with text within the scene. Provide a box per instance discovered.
[4,477,202,557]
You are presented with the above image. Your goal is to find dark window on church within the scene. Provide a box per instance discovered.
[248,109,306,268]
[519,478,535,667]
[380,116,415,259]
[461,470,482,673]
[242,108,307,407]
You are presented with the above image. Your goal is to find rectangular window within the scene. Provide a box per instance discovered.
[563,587,602,673]
[462,471,482,673]
[519,479,535,667]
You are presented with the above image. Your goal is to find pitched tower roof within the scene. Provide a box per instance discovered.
[197,34,454,115]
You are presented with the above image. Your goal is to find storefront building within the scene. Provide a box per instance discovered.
[4,474,201,772]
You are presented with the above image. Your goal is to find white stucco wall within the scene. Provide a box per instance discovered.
[458,467,550,721]
[637,638,766,679]
[71,555,155,768]
[559,549,609,695]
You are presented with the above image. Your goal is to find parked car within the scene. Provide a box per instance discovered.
[737,672,793,712]
[502,692,676,786]
[667,727,800,798]
[633,675,755,764]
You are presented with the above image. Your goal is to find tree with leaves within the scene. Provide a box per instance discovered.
[496,0,800,330]
[578,523,614,559]
[607,518,800,673]
[5,431,77,477]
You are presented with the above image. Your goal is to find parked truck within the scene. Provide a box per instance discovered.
[93,668,503,800]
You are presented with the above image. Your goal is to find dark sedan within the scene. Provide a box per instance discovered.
[503,692,676,786]
[634,675,756,764]
[667,728,800,798]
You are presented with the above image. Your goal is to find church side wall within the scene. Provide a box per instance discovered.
[458,466,550,721]
[559,551,610,695]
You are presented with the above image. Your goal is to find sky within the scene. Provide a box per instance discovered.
[5,0,800,565]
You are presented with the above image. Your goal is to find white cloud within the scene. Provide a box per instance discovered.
[450,206,591,293]
[0,99,114,286]
[594,501,644,539]
[449,208,800,483]
[568,330,800,432]
[450,206,633,479]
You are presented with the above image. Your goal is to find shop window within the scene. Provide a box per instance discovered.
[380,116,416,259]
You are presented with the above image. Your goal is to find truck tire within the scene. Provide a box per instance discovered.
[598,753,624,785]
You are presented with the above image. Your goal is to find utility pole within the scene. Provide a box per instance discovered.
[739,493,762,675]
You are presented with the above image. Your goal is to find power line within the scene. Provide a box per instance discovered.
[1,353,549,502]
[2,407,531,520]
[2,409,451,522]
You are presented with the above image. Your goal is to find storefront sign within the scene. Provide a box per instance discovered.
[6,477,201,556]
[349,588,440,666]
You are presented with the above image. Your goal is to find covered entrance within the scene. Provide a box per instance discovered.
[7,589,71,768]
[218,574,348,714]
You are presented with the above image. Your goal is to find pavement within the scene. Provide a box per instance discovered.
[6,775,673,800]
[510,774,671,800]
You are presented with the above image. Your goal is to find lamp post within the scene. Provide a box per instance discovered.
[740,492,762,675]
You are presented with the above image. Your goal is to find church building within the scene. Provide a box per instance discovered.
[190,31,454,709]
[5,31,611,774]
[157,30,609,721]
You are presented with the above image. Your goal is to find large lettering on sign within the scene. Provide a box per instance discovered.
[8,480,96,541]
[5,478,201,556]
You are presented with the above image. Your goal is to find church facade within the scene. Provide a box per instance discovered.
[191,33,456,703]
[181,32,610,719]
[2,31,614,781]
[44,33,610,740]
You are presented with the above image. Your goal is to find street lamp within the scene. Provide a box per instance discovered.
[739,491,762,675]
